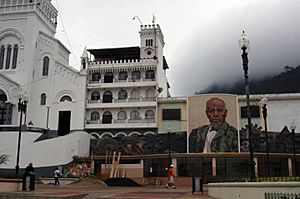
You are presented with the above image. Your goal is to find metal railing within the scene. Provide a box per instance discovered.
[85,118,156,125]
[87,97,156,104]
[265,192,300,199]
[88,78,156,84]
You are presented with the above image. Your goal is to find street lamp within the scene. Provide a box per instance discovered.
[239,31,255,181]
[167,127,173,166]
[260,97,270,177]
[15,92,29,175]
[290,122,297,176]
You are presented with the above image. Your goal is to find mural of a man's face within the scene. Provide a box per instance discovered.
[205,98,227,130]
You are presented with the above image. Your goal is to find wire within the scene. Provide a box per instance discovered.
[54,0,79,66]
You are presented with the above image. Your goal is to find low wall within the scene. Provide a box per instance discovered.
[208,182,300,199]
[0,178,22,192]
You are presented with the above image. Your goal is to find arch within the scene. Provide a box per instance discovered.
[40,93,46,105]
[118,89,127,100]
[92,72,101,82]
[91,111,100,121]
[145,88,155,98]
[104,72,113,83]
[115,132,127,137]
[103,90,112,103]
[145,110,155,119]
[102,111,112,124]
[144,131,156,136]
[117,111,127,120]
[42,56,49,76]
[0,89,8,102]
[130,110,140,120]
[132,71,141,81]
[130,89,140,99]
[118,71,128,81]
[60,95,72,102]
[55,90,76,102]
[145,70,155,80]
[90,132,100,139]
[100,132,114,138]
[0,28,25,47]
[91,91,100,100]
[128,131,141,136]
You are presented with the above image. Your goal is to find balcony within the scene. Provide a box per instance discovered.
[86,97,157,108]
[85,118,156,129]
[87,78,156,89]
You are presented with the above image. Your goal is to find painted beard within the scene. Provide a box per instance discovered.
[210,117,223,130]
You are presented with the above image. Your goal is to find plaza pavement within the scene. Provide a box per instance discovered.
[0,183,215,199]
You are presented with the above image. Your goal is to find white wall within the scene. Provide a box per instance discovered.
[0,131,92,169]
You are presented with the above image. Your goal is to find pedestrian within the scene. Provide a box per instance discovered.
[54,168,61,186]
[166,164,176,189]
[23,162,35,191]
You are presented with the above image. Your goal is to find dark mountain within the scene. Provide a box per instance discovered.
[198,65,300,95]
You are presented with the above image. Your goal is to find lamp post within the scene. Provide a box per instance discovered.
[15,92,29,175]
[290,122,297,176]
[167,127,173,166]
[261,97,270,177]
[239,31,255,181]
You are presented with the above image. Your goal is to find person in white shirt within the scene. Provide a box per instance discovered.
[54,168,61,186]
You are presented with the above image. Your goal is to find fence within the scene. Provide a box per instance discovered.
[265,192,300,199]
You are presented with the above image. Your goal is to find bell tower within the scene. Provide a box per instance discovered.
[139,22,165,60]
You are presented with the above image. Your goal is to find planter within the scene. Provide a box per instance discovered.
[0,178,22,192]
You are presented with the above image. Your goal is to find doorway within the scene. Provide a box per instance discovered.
[57,111,71,136]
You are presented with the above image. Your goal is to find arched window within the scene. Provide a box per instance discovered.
[91,111,100,121]
[40,93,46,105]
[118,71,128,81]
[12,45,18,69]
[145,110,155,119]
[117,111,127,120]
[103,90,113,103]
[145,70,155,80]
[91,91,100,100]
[132,71,141,81]
[130,89,140,100]
[92,73,101,82]
[130,110,140,120]
[102,111,112,124]
[60,95,72,102]
[42,56,49,76]
[118,90,127,100]
[0,45,5,70]
[104,72,114,83]
[5,45,11,69]
[145,89,155,98]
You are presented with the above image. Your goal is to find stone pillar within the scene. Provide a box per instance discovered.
[288,158,293,177]
[254,157,258,177]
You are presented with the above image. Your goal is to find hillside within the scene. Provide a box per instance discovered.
[199,65,300,95]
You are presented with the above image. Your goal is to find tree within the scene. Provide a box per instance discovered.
[0,154,9,165]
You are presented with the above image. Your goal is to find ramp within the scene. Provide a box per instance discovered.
[104,178,142,187]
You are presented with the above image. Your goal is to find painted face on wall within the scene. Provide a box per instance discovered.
[205,98,227,130]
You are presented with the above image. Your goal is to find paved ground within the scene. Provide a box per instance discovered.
[0,183,215,199]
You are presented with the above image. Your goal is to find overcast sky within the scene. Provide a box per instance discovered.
[52,0,300,97]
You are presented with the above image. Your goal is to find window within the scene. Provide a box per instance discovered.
[42,56,49,76]
[130,89,140,99]
[91,111,100,121]
[146,39,153,46]
[0,45,5,70]
[118,90,127,100]
[118,71,128,81]
[103,90,113,103]
[130,110,140,120]
[117,111,127,120]
[163,109,181,120]
[145,70,155,80]
[60,95,72,102]
[5,45,11,69]
[132,71,141,81]
[91,91,100,100]
[12,45,18,69]
[92,73,101,82]
[104,72,113,83]
[240,106,260,118]
[145,88,155,98]
[102,111,112,124]
[145,110,155,119]
[40,93,46,105]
